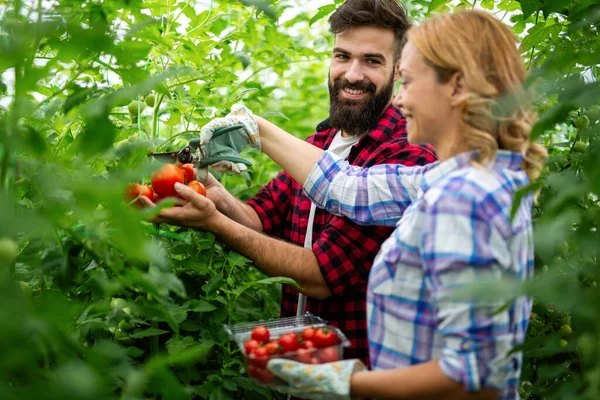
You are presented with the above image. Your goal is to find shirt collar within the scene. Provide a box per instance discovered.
[421,150,524,191]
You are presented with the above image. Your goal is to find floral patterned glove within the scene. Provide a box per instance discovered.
[266,358,365,400]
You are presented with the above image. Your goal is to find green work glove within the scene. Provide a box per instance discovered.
[198,104,261,175]
[266,358,365,400]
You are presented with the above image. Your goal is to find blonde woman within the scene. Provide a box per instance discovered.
[158,9,546,400]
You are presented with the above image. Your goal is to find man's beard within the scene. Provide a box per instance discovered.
[328,72,394,136]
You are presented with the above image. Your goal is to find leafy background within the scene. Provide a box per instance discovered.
[0,0,598,399]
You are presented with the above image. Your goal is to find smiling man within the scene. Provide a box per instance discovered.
[146,0,437,366]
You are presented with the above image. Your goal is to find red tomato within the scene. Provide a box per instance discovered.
[152,190,161,203]
[265,340,281,355]
[248,365,274,383]
[244,339,260,355]
[310,357,321,364]
[318,346,340,363]
[187,180,206,197]
[301,327,316,342]
[279,333,299,353]
[300,340,315,350]
[151,164,185,198]
[180,163,195,183]
[124,183,154,207]
[294,348,313,364]
[251,326,270,343]
[313,327,338,348]
[249,346,270,368]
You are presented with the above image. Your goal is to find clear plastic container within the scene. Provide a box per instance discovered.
[223,312,351,385]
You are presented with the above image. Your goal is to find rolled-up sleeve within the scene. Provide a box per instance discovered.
[304,151,433,227]
[419,189,516,392]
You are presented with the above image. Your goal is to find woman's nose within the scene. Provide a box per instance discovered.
[392,88,404,109]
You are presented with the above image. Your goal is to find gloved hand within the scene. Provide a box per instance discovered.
[198,104,261,177]
[266,358,365,400]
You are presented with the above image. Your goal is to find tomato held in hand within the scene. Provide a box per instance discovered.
[125,183,154,206]
[244,339,261,355]
[180,163,195,183]
[317,346,340,363]
[151,164,185,198]
[251,326,270,343]
[187,181,206,197]
[249,346,270,368]
[279,333,300,353]
[313,327,338,348]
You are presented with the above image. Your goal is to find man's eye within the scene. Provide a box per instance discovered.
[367,59,381,65]
[335,54,349,60]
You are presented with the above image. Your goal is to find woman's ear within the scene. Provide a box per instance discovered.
[449,72,465,105]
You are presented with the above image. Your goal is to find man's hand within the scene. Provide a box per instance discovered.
[139,182,222,230]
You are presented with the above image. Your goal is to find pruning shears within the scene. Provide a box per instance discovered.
[148,125,252,169]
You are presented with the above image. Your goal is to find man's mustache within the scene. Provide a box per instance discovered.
[333,78,376,93]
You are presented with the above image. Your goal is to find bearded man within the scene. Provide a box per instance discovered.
[146,0,436,365]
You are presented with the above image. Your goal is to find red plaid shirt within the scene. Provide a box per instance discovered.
[247,105,437,365]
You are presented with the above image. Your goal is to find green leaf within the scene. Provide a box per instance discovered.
[130,328,170,339]
[202,272,223,294]
[249,276,301,290]
[186,299,217,313]
[519,0,543,19]
[236,0,278,20]
[481,0,494,10]
[427,0,451,14]
[309,4,337,26]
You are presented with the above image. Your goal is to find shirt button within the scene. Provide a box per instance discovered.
[462,343,470,351]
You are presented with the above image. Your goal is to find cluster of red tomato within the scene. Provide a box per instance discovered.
[124,164,206,206]
[243,325,341,384]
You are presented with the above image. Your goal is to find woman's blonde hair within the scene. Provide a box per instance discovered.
[408,10,547,181]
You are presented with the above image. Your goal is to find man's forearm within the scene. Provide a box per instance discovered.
[217,196,264,232]
[209,213,332,300]
[350,360,497,400]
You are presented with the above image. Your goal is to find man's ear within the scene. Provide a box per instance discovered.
[449,72,465,105]
[394,60,401,81]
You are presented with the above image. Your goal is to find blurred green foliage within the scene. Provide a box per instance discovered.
[0,0,599,399]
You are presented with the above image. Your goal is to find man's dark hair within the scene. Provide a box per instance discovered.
[328,0,411,61]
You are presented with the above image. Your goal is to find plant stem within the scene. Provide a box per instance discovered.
[152,94,165,139]
[527,11,540,70]
[150,321,159,355]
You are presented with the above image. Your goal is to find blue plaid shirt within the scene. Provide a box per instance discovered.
[304,150,534,399]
